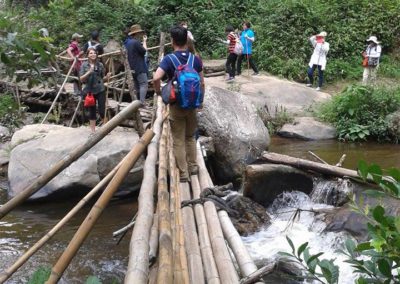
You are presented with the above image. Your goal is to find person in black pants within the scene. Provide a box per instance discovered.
[224,25,238,81]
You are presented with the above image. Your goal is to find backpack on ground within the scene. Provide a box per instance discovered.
[163,53,202,109]
[234,35,243,55]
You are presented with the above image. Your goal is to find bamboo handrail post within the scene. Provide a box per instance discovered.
[0,100,142,220]
[125,97,164,284]
[68,96,82,127]
[46,129,154,283]
[0,156,127,283]
[41,58,77,124]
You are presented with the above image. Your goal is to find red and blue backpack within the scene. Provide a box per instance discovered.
[164,53,202,109]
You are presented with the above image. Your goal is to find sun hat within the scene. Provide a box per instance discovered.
[71,33,83,40]
[366,36,379,44]
[317,31,327,37]
[128,24,145,36]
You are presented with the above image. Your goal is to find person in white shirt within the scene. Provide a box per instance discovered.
[362,36,382,85]
[306,31,329,91]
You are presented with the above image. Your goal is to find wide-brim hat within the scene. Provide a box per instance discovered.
[71,33,83,40]
[317,31,327,37]
[366,36,379,44]
[128,24,145,35]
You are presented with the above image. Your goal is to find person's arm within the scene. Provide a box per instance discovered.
[66,46,76,61]
[370,45,382,58]
[135,40,146,56]
[153,67,166,96]
[309,35,317,47]
[322,42,330,54]
[79,63,93,83]
[142,35,148,50]
[245,31,255,42]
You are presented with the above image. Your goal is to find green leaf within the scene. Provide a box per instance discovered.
[363,190,386,198]
[345,239,356,257]
[377,259,392,278]
[358,160,369,180]
[372,205,385,224]
[297,242,308,258]
[368,164,383,184]
[388,168,400,182]
[286,236,295,254]
[307,252,324,265]
[0,52,10,64]
[85,276,102,284]
[395,217,400,233]
[355,242,373,252]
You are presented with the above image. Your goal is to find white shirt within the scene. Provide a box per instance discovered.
[308,36,330,70]
[366,44,381,58]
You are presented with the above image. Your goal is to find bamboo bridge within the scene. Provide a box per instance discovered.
[0,94,272,283]
[0,34,271,284]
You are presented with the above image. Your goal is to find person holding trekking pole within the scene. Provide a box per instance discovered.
[306,31,329,91]
[237,21,259,76]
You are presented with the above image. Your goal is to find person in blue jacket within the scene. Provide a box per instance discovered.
[237,21,259,76]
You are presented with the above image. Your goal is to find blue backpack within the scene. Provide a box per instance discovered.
[167,53,202,109]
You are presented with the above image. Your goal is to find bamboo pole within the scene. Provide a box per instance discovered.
[68,96,82,127]
[158,32,166,64]
[157,120,173,284]
[168,123,189,284]
[196,144,239,283]
[190,175,220,284]
[261,152,359,179]
[239,262,275,284]
[45,129,154,283]
[125,96,164,284]
[0,156,127,283]
[149,213,159,263]
[180,181,205,284]
[0,100,142,220]
[41,58,77,124]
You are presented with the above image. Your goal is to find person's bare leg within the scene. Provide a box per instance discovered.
[90,120,96,133]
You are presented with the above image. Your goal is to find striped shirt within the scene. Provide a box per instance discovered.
[227,32,237,53]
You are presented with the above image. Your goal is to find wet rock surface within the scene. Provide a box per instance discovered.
[226,194,271,236]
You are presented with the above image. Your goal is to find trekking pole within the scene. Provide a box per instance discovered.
[68,96,82,127]
[245,35,250,76]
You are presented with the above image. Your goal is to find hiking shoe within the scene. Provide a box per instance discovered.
[252,72,259,76]
[316,87,321,91]
[306,83,312,87]
[226,77,235,82]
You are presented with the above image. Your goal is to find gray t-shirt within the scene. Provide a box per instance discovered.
[79,61,105,94]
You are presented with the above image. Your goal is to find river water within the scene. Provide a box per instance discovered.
[0,137,399,283]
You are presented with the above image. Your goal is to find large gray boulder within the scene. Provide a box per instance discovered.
[386,110,400,141]
[9,124,143,200]
[198,86,270,183]
[278,117,336,140]
[205,75,331,117]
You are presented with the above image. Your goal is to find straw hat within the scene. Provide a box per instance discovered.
[317,31,327,37]
[71,33,83,40]
[366,36,380,44]
[128,24,145,36]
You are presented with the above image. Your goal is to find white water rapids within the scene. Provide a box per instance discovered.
[242,190,359,284]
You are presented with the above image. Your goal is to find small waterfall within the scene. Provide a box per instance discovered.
[311,178,353,206]
[242,191,358,284]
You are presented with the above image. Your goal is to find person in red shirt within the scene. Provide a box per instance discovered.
[67,33,84,95]
[223,25,238,81]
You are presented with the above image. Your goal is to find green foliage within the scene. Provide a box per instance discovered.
[85,276,102,284]
[0,11,55,87]
[343,162,400,283]
[279,236,339,284]
[257,105,294,135]
[316,84,400,142]
[27,266,51,284]
[0,93,23,133]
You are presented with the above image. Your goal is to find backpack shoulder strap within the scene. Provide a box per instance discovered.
[168,53,182,69]
[187,53,195,68]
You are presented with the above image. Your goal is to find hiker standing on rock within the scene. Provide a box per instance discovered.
[153,26,205,182]
[362,36,381,85]
[124,24,148,104]
[67,32,84,95]
[79,48,111,133]
[82,30,104,56]
[237,21,259,76]
[306,31,329,91]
